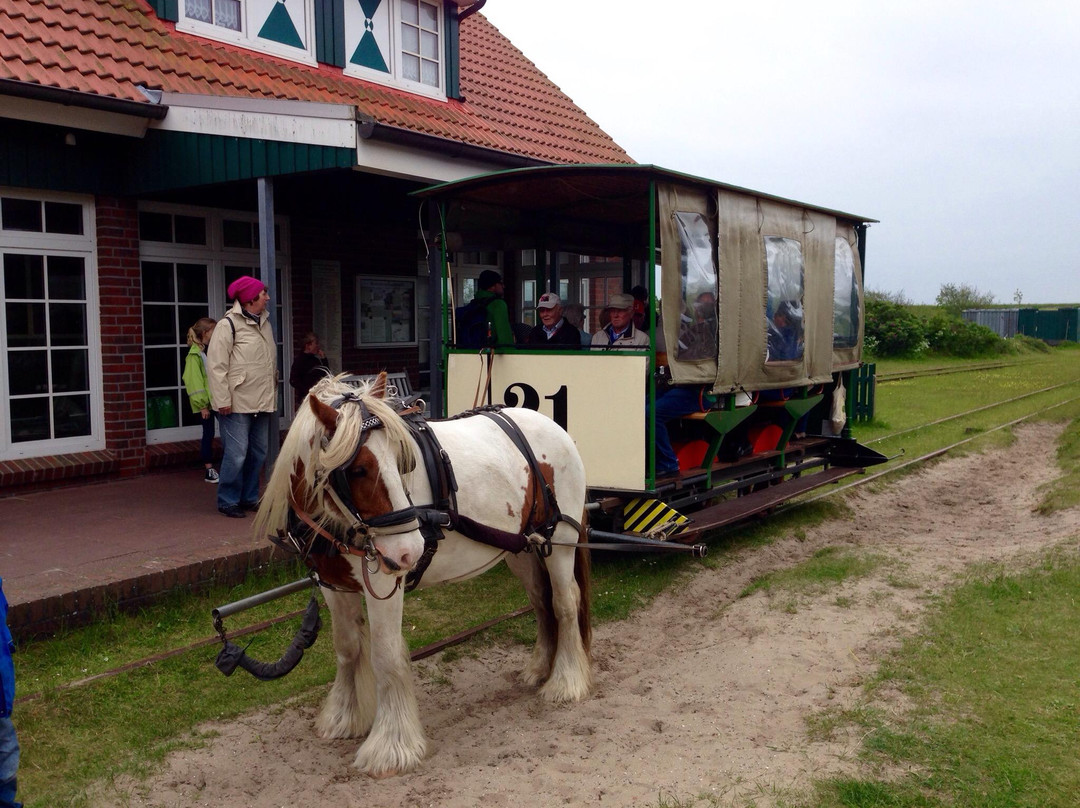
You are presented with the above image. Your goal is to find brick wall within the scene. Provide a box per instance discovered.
[97,196,147,477]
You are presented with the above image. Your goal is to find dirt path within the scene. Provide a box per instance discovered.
[100,422,1080,808]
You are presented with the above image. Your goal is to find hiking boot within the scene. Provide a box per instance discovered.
[218,504,246,518]
[204,468,219,483]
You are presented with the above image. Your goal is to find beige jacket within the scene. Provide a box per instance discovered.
[207,301,277,413]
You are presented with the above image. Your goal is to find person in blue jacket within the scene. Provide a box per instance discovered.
[0,578,21,808]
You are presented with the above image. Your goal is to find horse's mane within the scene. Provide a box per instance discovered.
[254,373,417,541]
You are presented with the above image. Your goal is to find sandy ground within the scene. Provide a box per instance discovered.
[97,422,1080,808]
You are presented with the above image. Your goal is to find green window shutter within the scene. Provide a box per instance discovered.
[350,0,389,72]
[445,4,461,99]
[147,0,179,22]
[315,0,346,67]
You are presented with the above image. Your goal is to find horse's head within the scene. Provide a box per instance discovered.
[258,372,423,585]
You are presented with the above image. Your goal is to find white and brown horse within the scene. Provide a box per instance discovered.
[254,373,592,777]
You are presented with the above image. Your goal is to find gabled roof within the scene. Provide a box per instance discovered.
[0,0,634,166]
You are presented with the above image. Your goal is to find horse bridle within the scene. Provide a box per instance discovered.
[288,391,423,600]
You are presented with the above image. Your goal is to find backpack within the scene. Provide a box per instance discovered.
[454,296,494,348]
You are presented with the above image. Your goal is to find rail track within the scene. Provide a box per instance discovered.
[24,379,1080,703]
[875,359,1021,382]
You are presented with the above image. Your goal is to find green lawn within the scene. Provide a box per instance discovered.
[12,345,1080,806]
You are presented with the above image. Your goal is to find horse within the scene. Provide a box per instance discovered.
[254,372,592,777]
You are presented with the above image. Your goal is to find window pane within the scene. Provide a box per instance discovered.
[421,58,438,86]
[419,1,438,31]
[44,202,83,235]
[176,263,209,303]
[145,347,181,389]
[50,303,87,347]
[146,392,180,430]
[421,30,438,59]
[8,350,48,395]
[10,398,49,443]
[143,305,177,346]
[402,0,418,24]
[48,256,86,300]
[185,0,212,24]
[402,24,419,53]
[141,261,175,303]
[674,211,717,361]
[833,237,859,349]
[179,305,209,342]
[214,0,241,30]
[51,350,88,393]
[402,54,420,82]
[139,211,173,242]
[4,253,45,298]
[174,215,207,245]
[1,198,42,232]
[6,302,47,347]
[222,219,254,249]
[54,394,91,437]
[765,236,805,363]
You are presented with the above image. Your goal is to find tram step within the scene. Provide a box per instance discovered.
[674,466,859,541]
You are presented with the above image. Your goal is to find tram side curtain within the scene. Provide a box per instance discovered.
[717,192,834,392]
[658,184,717,386]
[832,224,864,370]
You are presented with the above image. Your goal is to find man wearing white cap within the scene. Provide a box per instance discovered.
[591,292,649,348]
[526,292,582,347]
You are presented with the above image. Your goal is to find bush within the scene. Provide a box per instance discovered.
[865,298,927,357]
[924,315,1005,357]
[1008,334,1052,354]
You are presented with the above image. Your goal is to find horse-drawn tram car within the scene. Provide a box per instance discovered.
[214,165,887,776]
[415,164,886,546]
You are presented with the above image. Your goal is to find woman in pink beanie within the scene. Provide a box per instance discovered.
[206,275,277,518]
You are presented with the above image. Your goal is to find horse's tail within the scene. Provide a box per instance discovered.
[575,507,592,656]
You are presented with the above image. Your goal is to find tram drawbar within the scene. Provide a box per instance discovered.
[413,164,886,544]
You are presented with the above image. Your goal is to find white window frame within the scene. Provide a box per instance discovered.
[177,0,318,66]
[138,203,292,445]
[0,190,103,460]
[344,0,446,100]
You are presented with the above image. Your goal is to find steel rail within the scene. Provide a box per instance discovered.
[783,393,1080,512]
[876,360,1023,382]
[864,378,1080,446]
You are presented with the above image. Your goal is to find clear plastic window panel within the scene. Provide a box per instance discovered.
[673,211,717,361]
[833,237,859,349]
[765,236,805,363]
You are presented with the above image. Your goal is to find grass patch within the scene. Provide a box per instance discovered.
[810,548,1080,808]
[740,547,884,600]
[1035,413,1080,513]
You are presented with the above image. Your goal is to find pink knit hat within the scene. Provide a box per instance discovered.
[227,275,266,303]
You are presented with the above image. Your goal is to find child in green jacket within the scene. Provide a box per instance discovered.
[182,317,219,483]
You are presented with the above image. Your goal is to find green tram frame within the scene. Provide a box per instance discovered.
[414,165,885,542]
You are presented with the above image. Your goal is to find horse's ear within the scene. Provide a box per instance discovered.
[309,394,339,433]
[370,371,388,400]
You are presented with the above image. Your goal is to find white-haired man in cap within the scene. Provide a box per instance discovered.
[207,275,277,518]
[526,292,582,347]
[591,292,649,348]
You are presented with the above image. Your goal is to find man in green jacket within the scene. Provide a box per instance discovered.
[474,270,515,347]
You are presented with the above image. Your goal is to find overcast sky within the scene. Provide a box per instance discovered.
[481,1,1080,305]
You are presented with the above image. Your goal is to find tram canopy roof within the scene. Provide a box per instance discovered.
[413,163,877,229]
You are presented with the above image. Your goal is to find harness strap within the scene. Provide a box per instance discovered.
[479,410,562,541]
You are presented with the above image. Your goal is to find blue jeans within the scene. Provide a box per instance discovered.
[651,387,704,474]
[217,412,270,509]
[199,411,216,465]
[0,716,19,808]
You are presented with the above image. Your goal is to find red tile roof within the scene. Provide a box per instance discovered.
[0,0,634,166]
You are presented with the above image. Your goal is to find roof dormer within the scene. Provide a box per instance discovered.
[156,0,476,99]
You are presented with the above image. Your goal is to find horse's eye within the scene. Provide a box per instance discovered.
[349,466,367,479]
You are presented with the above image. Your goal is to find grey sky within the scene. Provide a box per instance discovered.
[482,2,1079,305]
